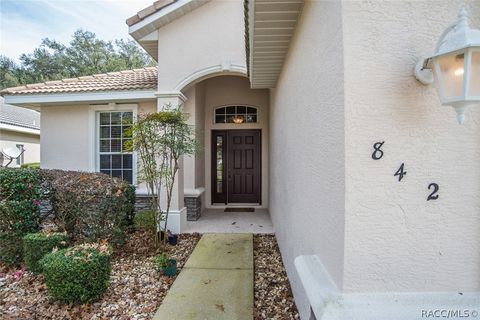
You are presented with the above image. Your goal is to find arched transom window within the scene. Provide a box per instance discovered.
[214,105,258,124]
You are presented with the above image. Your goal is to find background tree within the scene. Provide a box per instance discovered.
[0,29,154,89]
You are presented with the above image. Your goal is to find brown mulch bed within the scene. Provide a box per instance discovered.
[0,231,201,320]
[1,232,299,319]
[254,234,299,320]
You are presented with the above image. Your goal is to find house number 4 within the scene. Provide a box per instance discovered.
[371,141,439,202]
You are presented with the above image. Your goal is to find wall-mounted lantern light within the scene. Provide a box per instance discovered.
[415,8,480,124]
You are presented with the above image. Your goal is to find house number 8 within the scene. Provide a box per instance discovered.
[371,141,385,160]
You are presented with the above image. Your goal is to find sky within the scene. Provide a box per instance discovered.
[0,0,154,61]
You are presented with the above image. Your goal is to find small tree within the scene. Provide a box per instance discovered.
[127,106,197,248]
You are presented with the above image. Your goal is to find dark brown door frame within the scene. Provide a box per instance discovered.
[211,129,262,205]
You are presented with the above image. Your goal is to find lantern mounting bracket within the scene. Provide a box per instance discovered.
[414,59,434,85]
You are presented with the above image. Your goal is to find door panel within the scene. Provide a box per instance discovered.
[211,130,261,204]
[227,130,261,203]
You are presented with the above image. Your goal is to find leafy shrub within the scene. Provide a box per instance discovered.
[0,168,41,265]
[41,170,134,246]
[134,210,157,233]
[152,253,169,270]
[40,242,112,303]
[23,232,69,273]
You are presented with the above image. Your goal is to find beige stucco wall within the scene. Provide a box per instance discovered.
[0,130,40,166]
[342,0,480,293]
[39,101,156,173]
[156,0,246,91]
[203,76,269,208]
[40,105,91,170]
[269,1,345,318]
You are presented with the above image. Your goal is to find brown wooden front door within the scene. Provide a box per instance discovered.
[212,130,261,204]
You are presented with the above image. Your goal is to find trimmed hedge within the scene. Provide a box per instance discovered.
[23,232,69,274]
[0,168,41,265]
[0,168,136,266]
[40,242,112,303]
[40,170,136,246]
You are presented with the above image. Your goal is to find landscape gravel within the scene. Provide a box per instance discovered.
[253,234,299,320]
[1,232,299,319]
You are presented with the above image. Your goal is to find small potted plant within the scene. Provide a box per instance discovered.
[167,231,178,246]
[153,253,177,277]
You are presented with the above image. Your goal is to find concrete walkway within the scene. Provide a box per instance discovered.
[153,233,253,320]
[185,209,273,234]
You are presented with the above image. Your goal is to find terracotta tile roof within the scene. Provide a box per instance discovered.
[126,0,177,27]
[0,67,157,95]
[1,98,40,130]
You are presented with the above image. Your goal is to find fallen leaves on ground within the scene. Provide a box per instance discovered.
[0,231,201,320]
[1,232,299,319]
[254,234,300,320]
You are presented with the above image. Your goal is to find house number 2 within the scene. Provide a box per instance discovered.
[371,141,439,201]
[427,183,439,201]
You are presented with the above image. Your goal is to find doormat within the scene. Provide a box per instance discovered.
[224,208,255,212]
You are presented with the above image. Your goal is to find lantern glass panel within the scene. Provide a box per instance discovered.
[468,51,480,97]
[436,52,465,99]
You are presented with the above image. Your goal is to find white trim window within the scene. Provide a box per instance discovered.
[214,105,258,124]
[97,111,134,184]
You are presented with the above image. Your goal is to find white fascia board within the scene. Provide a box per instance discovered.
[0,123,40,135]
[129,0,211,40]
[3,90,157,107]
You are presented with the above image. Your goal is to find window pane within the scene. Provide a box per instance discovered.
[215,115,226,123]
[237,106,246,113]
[100,140,110,152]
[111,126,122,138]
[123,126,132,138]
[214,106,257,123]
[100,169,111,176]
[111,112,121,125]
[122,112,133,125]
[216,135,223,193]
[122,139,132,152]
[437,53,464,98]
[100,155,111,169]
[100,127,110,139]
[123,154,133,169]
[111,170,122,178]
[100,113,110,125]
[111,139,122,152]
[469,51,480,96]
[123,170,133,184]
[111,155,122,169]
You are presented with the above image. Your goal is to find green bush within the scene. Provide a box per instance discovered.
[21,162,40,169]
[23,232,69,273]
[133,210,157,233]
[41,170,134,246]
[0,168,41,265]
[40,242,112,303]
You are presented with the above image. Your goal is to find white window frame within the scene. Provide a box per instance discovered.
[89,103,138,185]
[213,105,259,124]
[16,144,24,166]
